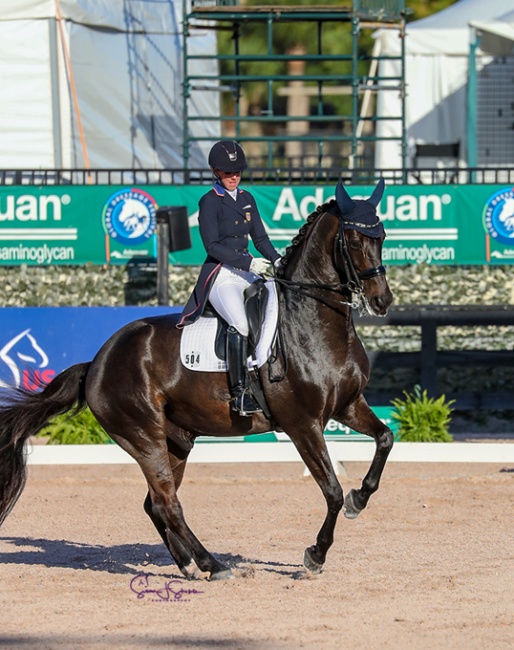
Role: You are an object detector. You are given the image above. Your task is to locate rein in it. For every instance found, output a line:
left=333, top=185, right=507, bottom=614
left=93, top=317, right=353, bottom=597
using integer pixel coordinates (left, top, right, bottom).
left=274, top=277, right=359, bottom=310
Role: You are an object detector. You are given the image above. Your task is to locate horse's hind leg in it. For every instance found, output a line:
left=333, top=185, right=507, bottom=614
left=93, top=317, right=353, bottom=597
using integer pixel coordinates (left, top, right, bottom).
left=142, top=432, right=233, bottom=580
left=111, top=430, right=232, bottom=581
left=336, top=395, right=394, bottom=519
left=142, top=453, right=201, bottom=578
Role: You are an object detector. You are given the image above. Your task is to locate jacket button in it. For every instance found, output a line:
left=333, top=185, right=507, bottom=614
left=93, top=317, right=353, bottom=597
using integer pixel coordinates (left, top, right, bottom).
left=235, top=220, right=239, bottom=225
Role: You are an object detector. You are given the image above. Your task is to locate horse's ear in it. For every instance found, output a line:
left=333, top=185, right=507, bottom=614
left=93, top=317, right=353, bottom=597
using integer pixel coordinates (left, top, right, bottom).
left=368, top=178, right=385, bottom=208
left=335, top=180, right=356, bottom=215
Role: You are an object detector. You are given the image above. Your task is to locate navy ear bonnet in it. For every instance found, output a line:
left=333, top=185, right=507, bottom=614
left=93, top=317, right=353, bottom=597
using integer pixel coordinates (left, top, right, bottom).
left=335, top=178, right=385, bottom=239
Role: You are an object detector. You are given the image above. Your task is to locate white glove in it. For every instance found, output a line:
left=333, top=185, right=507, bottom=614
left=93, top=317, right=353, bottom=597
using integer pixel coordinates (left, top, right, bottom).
left=250, top=258, right=271, bottom=275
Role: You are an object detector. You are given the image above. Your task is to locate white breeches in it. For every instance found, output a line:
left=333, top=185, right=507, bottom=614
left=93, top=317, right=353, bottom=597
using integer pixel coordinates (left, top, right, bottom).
left=208, top=265, right=260, bottom=337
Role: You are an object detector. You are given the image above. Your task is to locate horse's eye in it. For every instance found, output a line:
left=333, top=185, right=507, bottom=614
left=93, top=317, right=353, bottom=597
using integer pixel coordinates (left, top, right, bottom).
left=349, top=240, right=361, bottom=251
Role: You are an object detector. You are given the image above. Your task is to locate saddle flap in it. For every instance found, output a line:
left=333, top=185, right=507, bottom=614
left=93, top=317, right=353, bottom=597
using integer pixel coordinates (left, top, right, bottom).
left=244, top=278, right=269, bottom=356
left=214, top=317, right=228, bottom=361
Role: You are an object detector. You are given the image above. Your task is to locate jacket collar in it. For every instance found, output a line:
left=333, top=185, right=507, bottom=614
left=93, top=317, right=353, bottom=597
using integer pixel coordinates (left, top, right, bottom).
left=212, top=181, right=244, bottom=197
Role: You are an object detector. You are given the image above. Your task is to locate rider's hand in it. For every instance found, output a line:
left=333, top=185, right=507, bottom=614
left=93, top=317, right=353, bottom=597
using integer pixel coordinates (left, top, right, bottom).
left=250, top=258, right=271, bottom=275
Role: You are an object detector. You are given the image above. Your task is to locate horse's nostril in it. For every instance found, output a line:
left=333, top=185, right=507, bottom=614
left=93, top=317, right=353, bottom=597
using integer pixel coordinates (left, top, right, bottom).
left=371, top=294, right=390, bottom=315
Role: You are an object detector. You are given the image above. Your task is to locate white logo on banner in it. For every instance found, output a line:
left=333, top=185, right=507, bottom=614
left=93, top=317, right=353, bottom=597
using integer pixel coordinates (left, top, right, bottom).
left=0, top=329, right=49, bottom=388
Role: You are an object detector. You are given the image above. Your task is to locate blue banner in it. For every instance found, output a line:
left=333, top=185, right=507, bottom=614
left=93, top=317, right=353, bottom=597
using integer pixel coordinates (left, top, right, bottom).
left=0, top=306, right=178, bottom=390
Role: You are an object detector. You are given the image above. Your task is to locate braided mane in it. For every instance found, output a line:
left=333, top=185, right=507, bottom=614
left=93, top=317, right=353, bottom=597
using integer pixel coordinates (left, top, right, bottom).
left=277, top=201, right=335, bottom=277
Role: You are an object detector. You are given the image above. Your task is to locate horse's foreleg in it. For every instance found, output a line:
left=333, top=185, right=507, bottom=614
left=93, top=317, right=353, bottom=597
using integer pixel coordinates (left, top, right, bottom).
left=289, top=428, right=344, bottom=574
left=336, top=395, right=394, bottom=519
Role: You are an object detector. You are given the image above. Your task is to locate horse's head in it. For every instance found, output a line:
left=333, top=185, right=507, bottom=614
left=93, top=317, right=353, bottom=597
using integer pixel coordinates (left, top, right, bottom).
left=277, top=179, right=393, bottom=316
left=334, top=179, right=393, bottom=316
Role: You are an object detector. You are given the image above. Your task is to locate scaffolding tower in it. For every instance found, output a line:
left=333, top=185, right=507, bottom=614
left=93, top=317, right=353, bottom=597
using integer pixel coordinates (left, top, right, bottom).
left=182, top=0, right=407, bottom=179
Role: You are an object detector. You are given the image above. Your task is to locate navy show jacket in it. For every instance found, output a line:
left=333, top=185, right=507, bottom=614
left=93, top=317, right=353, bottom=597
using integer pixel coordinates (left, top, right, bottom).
left=178, top=182, right=280, bottom=327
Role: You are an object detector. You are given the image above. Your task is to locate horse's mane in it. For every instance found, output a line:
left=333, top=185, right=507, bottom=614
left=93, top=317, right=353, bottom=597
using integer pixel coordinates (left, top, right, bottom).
left=277, top=200, right=336, bottom=277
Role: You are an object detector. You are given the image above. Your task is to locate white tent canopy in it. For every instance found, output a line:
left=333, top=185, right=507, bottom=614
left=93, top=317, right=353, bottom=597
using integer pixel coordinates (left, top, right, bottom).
left=374, top=0, right=514, bottom=169
left=470, top=10, right=514, bottom=56
left=0, top=0, right=219, bottom=169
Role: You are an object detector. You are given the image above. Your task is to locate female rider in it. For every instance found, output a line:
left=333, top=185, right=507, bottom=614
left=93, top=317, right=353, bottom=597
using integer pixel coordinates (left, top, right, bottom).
left=178, top=140, right=281, bottom=416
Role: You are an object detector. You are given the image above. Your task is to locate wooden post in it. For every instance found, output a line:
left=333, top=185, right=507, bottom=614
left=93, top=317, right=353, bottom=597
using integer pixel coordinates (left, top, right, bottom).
left=285, top=46, right=309, bottom=161
left=421, top=319, right=438, bottom=397
left=156, top=222, right=170, bottom=306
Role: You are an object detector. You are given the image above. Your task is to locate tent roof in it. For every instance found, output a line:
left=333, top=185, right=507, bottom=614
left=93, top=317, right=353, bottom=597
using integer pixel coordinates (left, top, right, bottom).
left=0, top=0, right=179, bottom=33
left=408, top=0, right=512, bottom=31
left=376, top=0, right=514, bottom=56
left=470, top=10, right=514, bottom=55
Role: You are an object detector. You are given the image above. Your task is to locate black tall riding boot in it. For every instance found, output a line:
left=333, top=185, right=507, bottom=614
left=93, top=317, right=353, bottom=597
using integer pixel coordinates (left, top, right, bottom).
left=226, top=326, right=262, bottom=416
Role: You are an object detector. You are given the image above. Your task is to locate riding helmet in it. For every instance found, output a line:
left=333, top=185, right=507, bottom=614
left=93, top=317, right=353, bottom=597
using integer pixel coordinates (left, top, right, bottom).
left=208, top=140, right=247, bottom=173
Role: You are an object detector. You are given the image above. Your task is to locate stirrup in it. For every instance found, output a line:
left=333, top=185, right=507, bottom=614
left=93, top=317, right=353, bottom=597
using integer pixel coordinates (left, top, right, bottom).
left=231, top=390, right=262, bottom=416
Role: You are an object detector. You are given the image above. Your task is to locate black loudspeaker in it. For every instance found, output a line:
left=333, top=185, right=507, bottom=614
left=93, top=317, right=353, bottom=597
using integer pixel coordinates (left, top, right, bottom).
left=156, top=205, right=192, bottom=252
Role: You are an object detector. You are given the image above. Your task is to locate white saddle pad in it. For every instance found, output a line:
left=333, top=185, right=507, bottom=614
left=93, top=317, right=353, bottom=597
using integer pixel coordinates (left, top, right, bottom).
left=180, top=280, right=278, bottom=372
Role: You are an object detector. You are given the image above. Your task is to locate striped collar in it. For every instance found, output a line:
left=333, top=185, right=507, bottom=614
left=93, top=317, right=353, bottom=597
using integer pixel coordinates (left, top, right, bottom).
left=212, top=181, right=244, bottom=197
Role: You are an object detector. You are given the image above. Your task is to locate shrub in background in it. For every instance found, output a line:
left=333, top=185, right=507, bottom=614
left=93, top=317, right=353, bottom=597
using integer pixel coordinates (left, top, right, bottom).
left=35, top=408, right=113, bottom=445
left=391, top=385, right=454, bottom=442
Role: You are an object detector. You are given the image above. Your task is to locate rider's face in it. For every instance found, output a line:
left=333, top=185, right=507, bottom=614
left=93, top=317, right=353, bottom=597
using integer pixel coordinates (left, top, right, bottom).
left=216, top=169, right=242, bottom=192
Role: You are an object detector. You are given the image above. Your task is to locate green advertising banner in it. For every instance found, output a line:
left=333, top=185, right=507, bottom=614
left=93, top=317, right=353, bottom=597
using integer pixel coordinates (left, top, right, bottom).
left=1, top=183, right=514, bottom=266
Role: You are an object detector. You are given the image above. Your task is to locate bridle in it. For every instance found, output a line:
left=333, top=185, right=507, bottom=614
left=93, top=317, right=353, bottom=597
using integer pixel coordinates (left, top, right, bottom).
left=334, top=214, right=386, bottom=293
left=275, top=211, right=386, bottom=310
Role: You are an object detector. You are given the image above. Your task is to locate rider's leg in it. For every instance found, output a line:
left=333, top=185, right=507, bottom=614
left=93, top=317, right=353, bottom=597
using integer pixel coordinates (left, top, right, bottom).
left=208, top=267, right=262, bottom=416
left=225, top=326, right=262, bottom=415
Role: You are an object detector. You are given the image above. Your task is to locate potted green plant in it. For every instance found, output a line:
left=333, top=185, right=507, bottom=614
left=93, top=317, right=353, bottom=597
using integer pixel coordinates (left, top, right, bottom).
left=35, top=408, right=113, bottom=444
left=391, top=385, right=454, bottom=442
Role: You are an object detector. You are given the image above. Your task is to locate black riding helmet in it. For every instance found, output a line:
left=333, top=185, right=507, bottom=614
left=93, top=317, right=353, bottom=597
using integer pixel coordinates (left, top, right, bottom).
left=208, top=140, right=247, bottom=173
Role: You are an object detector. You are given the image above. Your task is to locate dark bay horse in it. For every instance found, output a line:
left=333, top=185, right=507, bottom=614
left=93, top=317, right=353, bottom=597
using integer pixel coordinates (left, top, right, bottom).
left=0, top=179, right=393, bottom=580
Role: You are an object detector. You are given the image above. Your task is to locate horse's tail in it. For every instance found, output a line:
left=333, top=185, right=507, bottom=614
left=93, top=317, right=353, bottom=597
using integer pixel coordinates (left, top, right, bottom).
left=0, top=362, right=91, bottom=527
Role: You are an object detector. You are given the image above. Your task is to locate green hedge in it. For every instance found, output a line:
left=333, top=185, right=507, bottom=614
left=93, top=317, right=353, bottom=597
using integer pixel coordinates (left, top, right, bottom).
left=1, top=263, right=512, bottom=308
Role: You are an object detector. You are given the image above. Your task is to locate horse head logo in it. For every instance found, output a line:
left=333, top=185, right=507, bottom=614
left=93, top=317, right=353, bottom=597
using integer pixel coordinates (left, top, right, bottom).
left=118, top=198, right=152, bottom=240
left=498, top=197, right=514, bottom=236
left=0, top=329, right=49, bottom=389
left=102, top=188, right=157, bottom=246
left=484, top=188, right=514, bottom=246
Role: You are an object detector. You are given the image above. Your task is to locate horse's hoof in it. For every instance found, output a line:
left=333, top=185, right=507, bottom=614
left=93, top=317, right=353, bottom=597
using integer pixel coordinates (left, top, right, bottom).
left=209, top=568, right=235, bottom=581
left=303, top=548, right=323, bottom=575
left=343, top=489, right=362, bottom=520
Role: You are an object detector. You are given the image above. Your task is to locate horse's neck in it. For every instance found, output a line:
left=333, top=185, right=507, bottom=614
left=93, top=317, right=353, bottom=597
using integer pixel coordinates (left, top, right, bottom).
left=285, top=214, right=339, bottom=287
left=279, top=216, right=354, bottom=341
